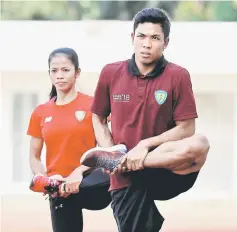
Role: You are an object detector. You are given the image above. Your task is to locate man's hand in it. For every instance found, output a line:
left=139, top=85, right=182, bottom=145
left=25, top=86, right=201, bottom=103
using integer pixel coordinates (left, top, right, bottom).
left=111, top=142, right=149, bottom=175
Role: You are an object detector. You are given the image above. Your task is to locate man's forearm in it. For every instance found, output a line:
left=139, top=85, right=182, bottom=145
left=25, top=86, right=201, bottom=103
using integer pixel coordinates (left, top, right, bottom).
left=76, top=165, right=91, bottom=172
left=141, top=120, right=195, bottom=149
left=92, top=114, right=114, bottom=147
left=67, top=165, right=93, bottom=178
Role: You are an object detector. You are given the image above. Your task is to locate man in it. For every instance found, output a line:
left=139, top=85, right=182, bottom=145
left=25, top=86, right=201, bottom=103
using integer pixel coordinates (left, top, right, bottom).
left=81, top=8, right=210, bottom=232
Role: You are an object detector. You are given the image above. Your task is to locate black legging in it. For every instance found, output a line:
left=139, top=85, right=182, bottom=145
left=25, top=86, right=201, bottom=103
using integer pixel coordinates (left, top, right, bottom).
left=49, top=168, right=111, bottom=232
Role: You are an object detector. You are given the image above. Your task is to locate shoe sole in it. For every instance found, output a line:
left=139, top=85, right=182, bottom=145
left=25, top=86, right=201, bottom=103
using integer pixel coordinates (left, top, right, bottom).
left=80, top=144, right=127, bottom=163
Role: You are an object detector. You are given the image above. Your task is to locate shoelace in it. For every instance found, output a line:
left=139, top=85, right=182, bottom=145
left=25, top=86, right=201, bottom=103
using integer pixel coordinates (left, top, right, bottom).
left=45, top=179, right=63, bottom=206
left=44, top=178, right=61, bottom=195
left=48, top=178, right=61, bottom=187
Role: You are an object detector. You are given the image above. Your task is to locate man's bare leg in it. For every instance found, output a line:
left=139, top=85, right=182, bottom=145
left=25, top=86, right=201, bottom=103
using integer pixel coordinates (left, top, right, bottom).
left=80, top=134, right=210, bottom=175
left=143, top=134, right=210, bottom=175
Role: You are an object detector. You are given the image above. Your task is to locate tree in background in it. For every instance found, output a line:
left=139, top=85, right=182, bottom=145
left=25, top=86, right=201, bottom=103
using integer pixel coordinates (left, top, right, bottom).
left=1, top=1, right=69, bottom=20
left=205, top=1, right=237, bottom=21
left=1, top=0, right=237, bottom=22
left=97, top=1, right=178, bottom=20
left=173, top=1, right=237, bottom=21
left=173, top=1, right=208, bottom=21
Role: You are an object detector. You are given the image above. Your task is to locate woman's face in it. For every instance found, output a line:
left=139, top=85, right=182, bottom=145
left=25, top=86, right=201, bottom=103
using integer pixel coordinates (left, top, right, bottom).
left=49, top=54, right=80, bottom=92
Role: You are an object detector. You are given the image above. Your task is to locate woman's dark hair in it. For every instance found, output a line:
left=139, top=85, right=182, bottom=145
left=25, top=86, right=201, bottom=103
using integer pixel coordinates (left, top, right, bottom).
left=48, top=47, right=79, bottom=99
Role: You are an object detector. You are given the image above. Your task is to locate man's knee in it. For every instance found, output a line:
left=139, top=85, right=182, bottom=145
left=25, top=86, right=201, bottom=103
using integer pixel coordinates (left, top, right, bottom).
left=181, top=134, right=210, bottom=156
left=192, top=134, right=210, bottom=149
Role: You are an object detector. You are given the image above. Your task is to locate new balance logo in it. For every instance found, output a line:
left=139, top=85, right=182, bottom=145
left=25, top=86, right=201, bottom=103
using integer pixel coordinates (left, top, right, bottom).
left=44, top=116, right=52, bottom=123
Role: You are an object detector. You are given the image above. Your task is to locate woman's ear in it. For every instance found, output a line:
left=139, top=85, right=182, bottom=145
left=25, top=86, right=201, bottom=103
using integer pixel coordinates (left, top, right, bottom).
left=75, top=68, right=81, bottom=79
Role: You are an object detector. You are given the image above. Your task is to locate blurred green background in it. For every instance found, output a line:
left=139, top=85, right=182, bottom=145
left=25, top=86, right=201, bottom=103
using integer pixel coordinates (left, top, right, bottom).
left=1, top=0, right=237, bottom=21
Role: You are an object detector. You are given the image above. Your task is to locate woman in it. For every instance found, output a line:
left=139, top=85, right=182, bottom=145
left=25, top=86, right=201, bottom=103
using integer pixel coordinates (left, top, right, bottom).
left=27, top=47, right=111, bottom=232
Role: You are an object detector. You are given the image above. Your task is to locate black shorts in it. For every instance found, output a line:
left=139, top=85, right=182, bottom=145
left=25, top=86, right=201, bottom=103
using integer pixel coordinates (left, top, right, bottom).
left=110, top=168, right=199, bottom=232
left=50, top=168, right=111, bottom=232
left=131, top=168, right=199, bottom=200
left=111, top=185, right=164, bottom=232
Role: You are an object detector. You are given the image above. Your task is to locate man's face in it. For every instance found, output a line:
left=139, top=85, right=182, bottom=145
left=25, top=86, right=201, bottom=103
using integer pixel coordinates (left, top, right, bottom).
left=132, top=22, right=169, bottom=65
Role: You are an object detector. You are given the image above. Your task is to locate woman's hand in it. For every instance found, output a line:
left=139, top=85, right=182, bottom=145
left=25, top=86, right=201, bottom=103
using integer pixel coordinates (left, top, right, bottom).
left=61, top=168, right=83, bottom=196
left=43, top=174, right=64, bottom=198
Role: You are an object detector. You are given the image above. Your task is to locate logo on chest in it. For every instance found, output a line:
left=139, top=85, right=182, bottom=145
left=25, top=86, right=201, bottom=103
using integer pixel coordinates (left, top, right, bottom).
left=44, top=116, right=52, bottom=123
left=154, top=90, right=168, bottom=105
left=75, top=111, right=86, bottom=121
left=112, top=94, right=130, bottom=102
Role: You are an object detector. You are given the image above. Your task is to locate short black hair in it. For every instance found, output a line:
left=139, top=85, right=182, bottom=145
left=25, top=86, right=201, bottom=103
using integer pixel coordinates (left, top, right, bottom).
left=133, top=8, right=171, bottom=39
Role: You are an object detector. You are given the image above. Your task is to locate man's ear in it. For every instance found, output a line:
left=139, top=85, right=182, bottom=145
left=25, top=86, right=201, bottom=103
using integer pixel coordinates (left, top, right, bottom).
left=131, top=32, right=135, bottom=45
left=164, top=37, right=169, bottom=49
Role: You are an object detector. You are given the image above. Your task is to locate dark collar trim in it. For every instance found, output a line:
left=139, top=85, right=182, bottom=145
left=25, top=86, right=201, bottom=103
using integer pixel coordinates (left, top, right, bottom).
left=128, top=54, right=168, bottom=78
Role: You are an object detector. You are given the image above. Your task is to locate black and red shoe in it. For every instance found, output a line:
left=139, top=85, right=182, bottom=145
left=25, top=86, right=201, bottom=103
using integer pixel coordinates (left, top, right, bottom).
left=29, top=174, right=64, bottom=195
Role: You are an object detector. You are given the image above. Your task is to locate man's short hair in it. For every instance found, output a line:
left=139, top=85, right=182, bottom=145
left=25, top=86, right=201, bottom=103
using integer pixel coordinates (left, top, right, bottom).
left=133, top=8, right=171, bottom=39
